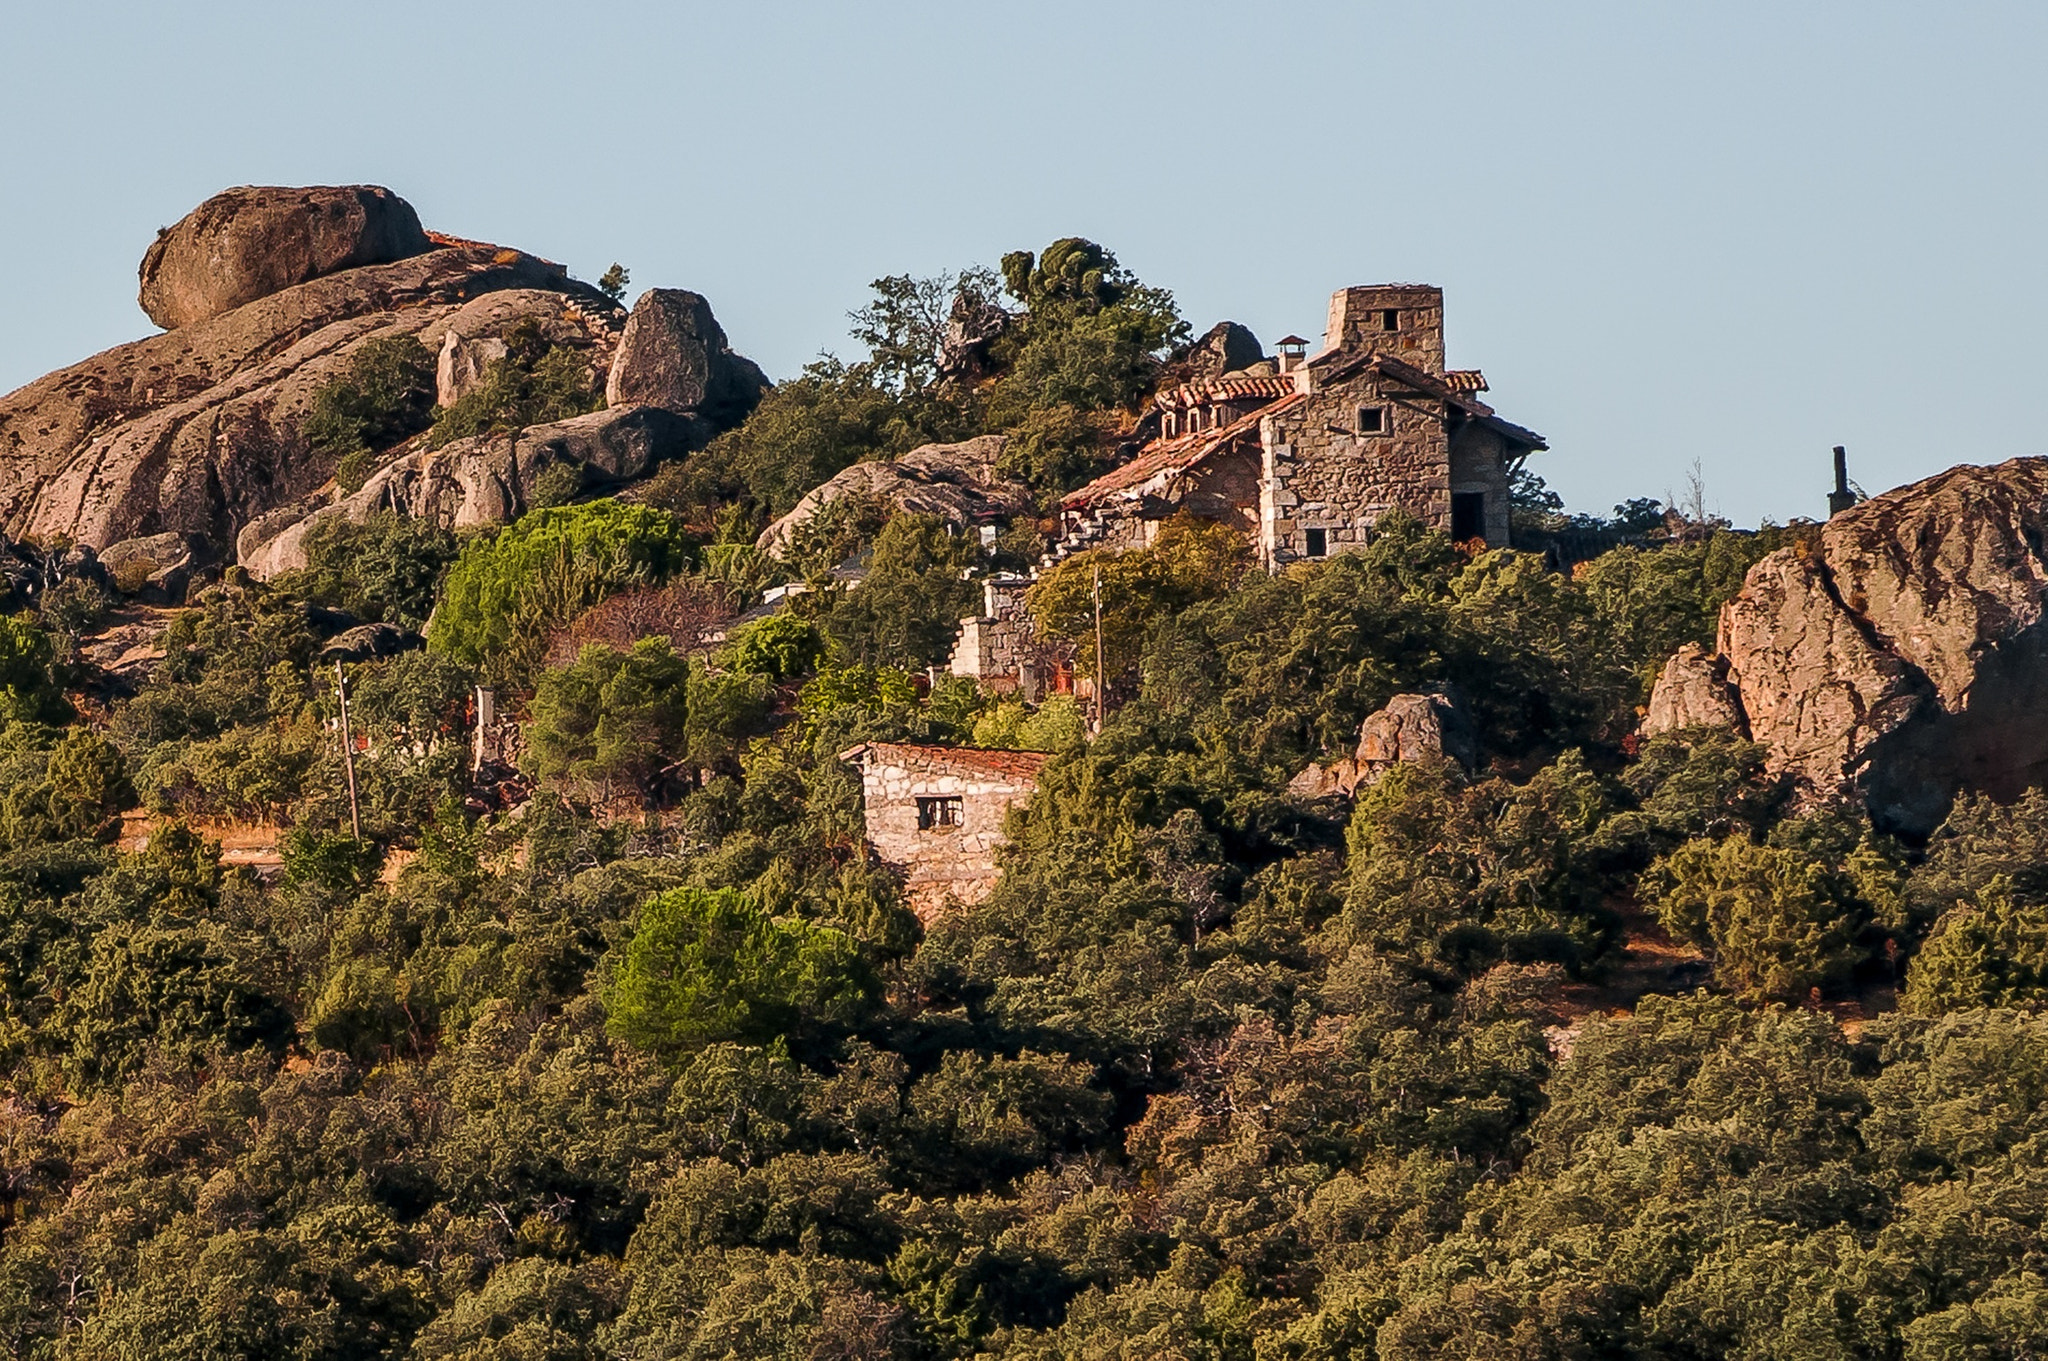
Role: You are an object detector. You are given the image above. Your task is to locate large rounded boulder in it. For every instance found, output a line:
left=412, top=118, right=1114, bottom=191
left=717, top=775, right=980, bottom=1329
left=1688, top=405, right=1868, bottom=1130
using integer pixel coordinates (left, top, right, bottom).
left=606, top=288, right=768, bottom=427
left=138, top=184, right=431, bottom=329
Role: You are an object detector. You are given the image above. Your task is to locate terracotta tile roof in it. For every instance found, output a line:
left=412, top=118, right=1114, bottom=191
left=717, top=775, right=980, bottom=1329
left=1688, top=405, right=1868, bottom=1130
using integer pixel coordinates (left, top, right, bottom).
left=839, top=742, right=1052, bottom=784
left=1061, top=394, right=1305, bottom=510
left=1444, top=369, right=1488, bottom=393
left=1154, top=374, right=1298, bottom=409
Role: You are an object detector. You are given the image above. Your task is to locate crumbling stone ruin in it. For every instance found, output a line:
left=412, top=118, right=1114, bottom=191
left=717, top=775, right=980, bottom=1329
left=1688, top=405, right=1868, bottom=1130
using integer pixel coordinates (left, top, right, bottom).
left=839, top=742, right=1050, bottom=920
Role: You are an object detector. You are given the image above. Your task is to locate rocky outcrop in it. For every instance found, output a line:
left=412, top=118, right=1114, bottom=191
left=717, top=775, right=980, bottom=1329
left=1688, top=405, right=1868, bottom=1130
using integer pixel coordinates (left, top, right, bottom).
left=1, top=241, right=614, bottom=549
left=756, top=435, right=1033, bottom=557
left=139, top=185, right=431, bottom=330
left=1643, top=641, right=1746, bottom=735
left=1706, top=458, right=2048, bottom=835
left=1172, top=322, right=1265, bottom=381
left=241, top=406, right=695, bottom=577
left=0, top=185, right=765, bottom=560
left=434, top=290, right=612, bottom=408
left=1289, top=688, right=1476, bottom=798
left=605, top=289, right=768, bottom=428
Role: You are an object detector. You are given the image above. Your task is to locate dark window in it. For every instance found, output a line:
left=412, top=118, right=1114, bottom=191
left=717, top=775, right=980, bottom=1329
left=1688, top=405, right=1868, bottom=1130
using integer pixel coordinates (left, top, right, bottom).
left=1304, top=527, right=1328, bottom=558
left=1357, top=405, right=1386, bottom=434
left=1381, top=308, right=1400, bottom=331
left=917, top=796, right=964, bottom=829
left=1451, top=492, right=1486, bottom=543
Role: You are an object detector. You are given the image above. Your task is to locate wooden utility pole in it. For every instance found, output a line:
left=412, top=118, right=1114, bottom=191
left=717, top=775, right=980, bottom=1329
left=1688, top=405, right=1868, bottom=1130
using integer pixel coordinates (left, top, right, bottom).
left=1091, top=562, right=1106, bottom=735
left=334, top=660, right=362, bottom=842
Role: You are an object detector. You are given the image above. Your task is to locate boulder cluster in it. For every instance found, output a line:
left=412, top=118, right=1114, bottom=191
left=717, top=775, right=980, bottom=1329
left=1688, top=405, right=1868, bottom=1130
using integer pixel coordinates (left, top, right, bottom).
left=0, top=184, right=767, bottom=576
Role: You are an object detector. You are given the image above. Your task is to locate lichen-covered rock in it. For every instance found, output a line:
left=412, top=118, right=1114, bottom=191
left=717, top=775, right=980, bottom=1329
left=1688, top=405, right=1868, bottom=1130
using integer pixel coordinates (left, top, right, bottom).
left=605, top=288, right=768, bottom=426
left=1643, top=641, right=1746, bottom=736
left=757, top=435, right=1032, bottom=556
left=1715, top=458, right=2048, bottom=834
left=138, top=185, right=431, bottom=330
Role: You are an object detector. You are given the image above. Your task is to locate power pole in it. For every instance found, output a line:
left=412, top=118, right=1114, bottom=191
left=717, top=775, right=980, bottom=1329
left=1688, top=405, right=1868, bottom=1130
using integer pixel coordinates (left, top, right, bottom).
left=335, top=660, right=362, bottom=842
left=1091, top=561, right=1106, bottom=735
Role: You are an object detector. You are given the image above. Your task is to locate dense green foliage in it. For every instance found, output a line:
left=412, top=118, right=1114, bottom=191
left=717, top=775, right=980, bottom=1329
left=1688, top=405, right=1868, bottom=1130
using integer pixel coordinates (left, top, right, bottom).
left=430, top=501, right=694, bottom=683
left=302, top=335, right=437, bottom=462
left=4, top=243, right=2046, bottom=1359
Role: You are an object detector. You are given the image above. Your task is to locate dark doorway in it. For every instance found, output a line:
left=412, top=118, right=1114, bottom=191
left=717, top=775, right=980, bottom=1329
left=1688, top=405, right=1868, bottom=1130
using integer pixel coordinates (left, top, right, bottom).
left=1451, top=492, right=1486, bottom=543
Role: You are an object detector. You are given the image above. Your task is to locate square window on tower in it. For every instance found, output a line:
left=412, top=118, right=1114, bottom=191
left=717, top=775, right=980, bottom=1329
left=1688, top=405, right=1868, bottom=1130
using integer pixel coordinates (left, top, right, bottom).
left=1357, top=406, right=1387, bottom=434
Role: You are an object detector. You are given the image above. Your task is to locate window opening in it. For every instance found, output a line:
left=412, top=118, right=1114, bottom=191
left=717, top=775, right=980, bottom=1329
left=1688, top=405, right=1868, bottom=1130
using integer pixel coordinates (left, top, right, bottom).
left=1357, top=406, right=1386, bottom=435
left=917, top=796, right=964, bottom=830
left=1381, top=308, right=1399, bottom=332
left=1304, top=527, right=1328, bottom=558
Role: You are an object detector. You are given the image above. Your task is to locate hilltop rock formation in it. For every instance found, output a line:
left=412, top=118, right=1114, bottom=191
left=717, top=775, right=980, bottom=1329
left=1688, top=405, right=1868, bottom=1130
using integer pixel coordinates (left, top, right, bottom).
left=241, top=406, right=696, bottom=576
left=0, top=185, right=766, bottom=569
left=756, top=435, right=1033, bottom=557
left=139, top=185, right=432, bottom=330
left=1656, top=458, right=2048, bottom=835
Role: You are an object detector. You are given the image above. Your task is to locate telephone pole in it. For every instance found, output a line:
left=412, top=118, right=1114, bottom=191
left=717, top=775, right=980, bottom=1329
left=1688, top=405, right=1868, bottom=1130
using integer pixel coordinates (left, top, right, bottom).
left=1091, top=562, right=1106, bottom=735
left=334, top=660, right=362, bottom=842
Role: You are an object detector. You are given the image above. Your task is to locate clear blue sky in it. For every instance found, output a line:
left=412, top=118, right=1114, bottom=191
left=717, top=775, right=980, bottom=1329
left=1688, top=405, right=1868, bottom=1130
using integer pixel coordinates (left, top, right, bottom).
left=4, top=0, right=2043, bottom=526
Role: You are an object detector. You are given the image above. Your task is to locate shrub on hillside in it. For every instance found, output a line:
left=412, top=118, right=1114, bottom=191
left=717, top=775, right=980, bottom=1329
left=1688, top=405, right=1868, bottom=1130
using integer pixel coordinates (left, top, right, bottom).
left=429, top=321, right=601, bottom=448
left=302, top=335, right=436, bottom=460
left=428, top=500, right=694, bottom=682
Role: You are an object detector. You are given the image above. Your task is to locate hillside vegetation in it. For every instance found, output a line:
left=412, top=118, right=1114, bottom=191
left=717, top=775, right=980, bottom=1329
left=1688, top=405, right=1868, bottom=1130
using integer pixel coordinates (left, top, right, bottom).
left=0, top=243, right=2043, bottom=1361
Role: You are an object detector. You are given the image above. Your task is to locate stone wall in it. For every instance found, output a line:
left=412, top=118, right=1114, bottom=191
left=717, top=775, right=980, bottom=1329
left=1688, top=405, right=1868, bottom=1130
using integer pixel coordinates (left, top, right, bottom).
left=1447, top=419, right=1513, bottom=545
left=1261, top=368, right=1453, bottom=566
left=1324, top=285, right=1445, bottom=372
left=850, top=750, right=1044, bottom=920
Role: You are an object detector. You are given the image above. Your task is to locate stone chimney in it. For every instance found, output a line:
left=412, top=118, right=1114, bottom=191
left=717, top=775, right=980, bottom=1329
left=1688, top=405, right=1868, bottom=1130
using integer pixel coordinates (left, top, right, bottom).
left=1828, top=446, right=1857, bottom=518
left=1274, top=335, right=1309, bottom=375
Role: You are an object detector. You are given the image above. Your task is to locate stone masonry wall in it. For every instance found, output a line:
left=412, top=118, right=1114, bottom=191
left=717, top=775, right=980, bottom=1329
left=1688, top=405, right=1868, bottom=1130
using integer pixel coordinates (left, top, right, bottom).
left=1261, top=369, right=1452, bottom=566
left=1447, top=421, right=1513, bottom=545
left=1324, top=285, right=1445, bottom=373
left=857, top=760, right=1037, bottom=920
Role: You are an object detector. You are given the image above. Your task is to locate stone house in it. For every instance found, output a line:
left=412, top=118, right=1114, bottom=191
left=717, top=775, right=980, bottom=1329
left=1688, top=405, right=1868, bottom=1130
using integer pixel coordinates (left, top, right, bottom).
left=840, top=742, right=1050, bottom=919
left=948, top=284, right=1544, bottom=687
left=1058, top=284, right=1545, bottom=565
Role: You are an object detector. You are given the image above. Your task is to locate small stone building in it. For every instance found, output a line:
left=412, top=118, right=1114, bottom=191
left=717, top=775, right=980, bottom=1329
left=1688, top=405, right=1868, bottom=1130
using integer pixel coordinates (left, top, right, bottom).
left=840, top=742, right=1050, bottom=919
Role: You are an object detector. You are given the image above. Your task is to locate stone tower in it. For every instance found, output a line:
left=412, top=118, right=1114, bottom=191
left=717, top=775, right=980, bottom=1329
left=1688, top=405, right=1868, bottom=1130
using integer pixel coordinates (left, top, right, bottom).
left=1323, top=284, right=1445, bottom=372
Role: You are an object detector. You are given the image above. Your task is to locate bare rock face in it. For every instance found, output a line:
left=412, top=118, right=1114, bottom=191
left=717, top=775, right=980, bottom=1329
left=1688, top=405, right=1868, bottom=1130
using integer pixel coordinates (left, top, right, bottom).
left=139, top=185, right=431, bottom=330
left=2, top=186, right=767, bottom=560
left=1714, top=458, right=2048, bottom=835
left=1, top=241, right=612, bottom=548
left=605, top=289, right=768, bottom=427
left=240, top=405, right=694, bottom=577
left=1288, top=688, right=1476, bottom=798
left=1643, top=641, right=1746, bottom=735
left=1182, top=322, right=1266, bottom=379
left=756, top=435, right=1034, bottom=557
